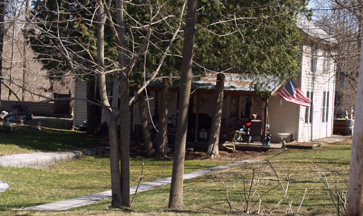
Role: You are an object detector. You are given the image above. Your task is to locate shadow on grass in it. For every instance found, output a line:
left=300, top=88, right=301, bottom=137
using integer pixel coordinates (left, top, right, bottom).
left=0, top=126, right=106, bottom=152
left=25, top=117, right=73, bottom=130
left=272, top=160, right=350, bottom=166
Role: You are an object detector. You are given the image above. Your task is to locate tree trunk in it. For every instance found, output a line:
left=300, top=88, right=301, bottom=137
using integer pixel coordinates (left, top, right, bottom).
left=168, top=0, right=197, bottom=210
left=119, top=59, right=130, bottom=208
left=138, top=92, right=155, bottom=157
left=87, top=79, right=102, bottom=135
left=116, top=0, right=130, bottom=207
left=96, top=0, right=122, bottom=207
left=207, top=73, right=225, bottom=158
left=9, top=4, right=16, bottom=101
left=107, top=118, right=122, bottom=207
left=0, top=0, right=5, bottom=107
left=346, top=36, right=363, bottom=215
left=22, top=0, right=29, bottom=102
left=155, top=80, right=169, bottom=158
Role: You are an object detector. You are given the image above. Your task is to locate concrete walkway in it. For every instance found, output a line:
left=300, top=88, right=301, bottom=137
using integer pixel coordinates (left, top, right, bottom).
left=313, top=134, right=352, bottom=144
left=0, top=149, right=105, bottom=169
left=23, top=160, right=258, bottom=211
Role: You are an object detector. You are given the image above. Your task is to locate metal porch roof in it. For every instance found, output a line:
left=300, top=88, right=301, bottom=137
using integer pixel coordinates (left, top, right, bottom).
left=193, top=72, right=281, bottom=92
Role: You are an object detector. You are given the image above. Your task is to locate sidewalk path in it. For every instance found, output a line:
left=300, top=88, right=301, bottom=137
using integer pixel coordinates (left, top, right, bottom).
left=314, top=134, right=352, bottom=144
left=23, top=160, right=258, bottom=211
left=0, top=149, right=105, bottom=169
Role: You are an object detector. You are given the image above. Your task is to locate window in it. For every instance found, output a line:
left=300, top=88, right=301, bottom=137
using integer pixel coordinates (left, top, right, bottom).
left=305, top=91, right=313, bottom=123
left=311, top=45, right=318, bottom=73
left=322, top=91, right=330, bottom=123
left=326, top=92, right=330, bottom=121
left=321, top=92, right=326, bottom=122
left=324, top=50, right=330, bottom=74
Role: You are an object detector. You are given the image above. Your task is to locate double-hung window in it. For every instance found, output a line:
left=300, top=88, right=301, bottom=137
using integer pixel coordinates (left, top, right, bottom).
left=311, top=45, right=318, bottom=73
left=324, top=50, right=330, bottom=74
left=322, top=91, right=330, bottom=122
left=305, top=91, right=314, bottom=123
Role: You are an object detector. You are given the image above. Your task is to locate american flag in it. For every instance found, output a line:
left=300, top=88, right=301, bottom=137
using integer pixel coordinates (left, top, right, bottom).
left=278, top=79, right=311, bottom=107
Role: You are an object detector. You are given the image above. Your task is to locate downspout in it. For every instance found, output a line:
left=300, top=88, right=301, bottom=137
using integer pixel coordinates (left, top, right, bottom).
left=331, top=61, right=336, bottom=135
left=327, top=61, right=330, bottom=136
left=297, top=45, right=304, bottom=142
left=311, top=69, right=315, bottom=141
left=310, top=43, right=316, bottom=141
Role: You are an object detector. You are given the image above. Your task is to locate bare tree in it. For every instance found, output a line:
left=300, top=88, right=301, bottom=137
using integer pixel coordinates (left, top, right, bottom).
left=346, top=34, right=363, bottom=215
left=17, top=0, right=307, bottom=210
left=168, top=0, right=198, bottom=210
left=115, top=0, right=131, bottom=206
left=96, top=0, right=123, bottom=207
left=309, top=1, right=363, bottom=214
left=8, top=0, right=17, bottom=100
left=28, top=0, right=188, bottom=208
left=312, top=0, right=362, bottom=113
left=0, top=0, right=56, bottom=103
left=21, top=0, right=29, bottom=102
left=0, top=0, right=5, bottom=106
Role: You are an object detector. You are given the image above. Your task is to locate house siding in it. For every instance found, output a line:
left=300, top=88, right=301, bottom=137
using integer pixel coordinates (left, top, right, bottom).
left=298, top=44, right=335, bottom=142
left=132, top=90, right=179, bottom=133
left=269, top=96, right=299, bottom=143
left=269, top=43, right=335, bottom=143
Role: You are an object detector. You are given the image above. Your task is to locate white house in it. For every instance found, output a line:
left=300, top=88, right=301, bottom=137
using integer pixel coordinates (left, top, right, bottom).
left=268, top=17, right=337, bottom=142
left=73, top=17, right=337, bottom=143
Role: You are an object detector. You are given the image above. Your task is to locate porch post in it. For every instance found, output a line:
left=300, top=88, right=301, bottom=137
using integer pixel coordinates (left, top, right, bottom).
left=194, top=91, right=200, bottom=142
left=238, top=95, right=242, bottom=118
left=130, top=89, right=134, bottom=134
left=262, top=99, right=268, bottom=144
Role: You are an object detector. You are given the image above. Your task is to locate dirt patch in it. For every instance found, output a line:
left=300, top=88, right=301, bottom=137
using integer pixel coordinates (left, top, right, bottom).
left=185, top=148, right=280, bottom=162
left=287, top=141, right=318, bottom=146
left=99, top=138, right=282, bottom=162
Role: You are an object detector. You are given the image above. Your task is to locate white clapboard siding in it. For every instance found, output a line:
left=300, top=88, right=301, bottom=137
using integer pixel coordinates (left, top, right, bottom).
left=269, top=96, right=300, bottom=143
left=269, top=43, right=336, bottom=143
left=297, top=44, right=335, bottom=142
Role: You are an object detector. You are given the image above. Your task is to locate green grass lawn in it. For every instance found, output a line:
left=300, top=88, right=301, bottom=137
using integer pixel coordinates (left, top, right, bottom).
left=0, top=126, right=353, bottom=215
left=0, top=126, right=101, bottom=156
left=70, top=141, right=351, bottom=216
left=0, top=156, right=225, bottom=213
left=0, top=127, right=226, bottom=214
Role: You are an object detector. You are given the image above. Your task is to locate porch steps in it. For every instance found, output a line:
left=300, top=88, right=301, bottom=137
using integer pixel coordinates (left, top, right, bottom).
left=222, top=142, right=282, bottom=152
left=222, top=141, right=322, bottom=151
